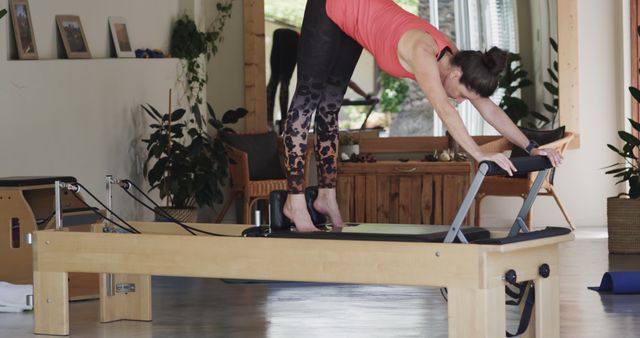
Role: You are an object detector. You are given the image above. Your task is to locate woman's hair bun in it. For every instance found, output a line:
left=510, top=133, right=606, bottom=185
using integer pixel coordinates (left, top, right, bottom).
left=482, top=47, right=508, bottom=76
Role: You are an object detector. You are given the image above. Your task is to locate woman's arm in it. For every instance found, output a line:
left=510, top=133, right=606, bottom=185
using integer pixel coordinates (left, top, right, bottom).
left=469, top=98, right=529, bottom=148
left=470, top=97, right=563, bottom=166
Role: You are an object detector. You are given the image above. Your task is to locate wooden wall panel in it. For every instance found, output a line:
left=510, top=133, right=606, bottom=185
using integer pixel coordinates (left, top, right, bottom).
left=558, top=0, right=580, bottom=147
left=243, top=0, right=267, bottom=133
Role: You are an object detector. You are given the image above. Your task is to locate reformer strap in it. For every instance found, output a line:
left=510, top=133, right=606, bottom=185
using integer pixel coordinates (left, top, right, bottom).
left=506, top=283, right=536, bottom=337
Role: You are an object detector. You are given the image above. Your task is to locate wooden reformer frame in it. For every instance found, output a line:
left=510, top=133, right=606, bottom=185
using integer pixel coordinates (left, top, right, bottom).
left=31, top=158, right=573, bottom=337
left=31, top=222, right=571, bottom=338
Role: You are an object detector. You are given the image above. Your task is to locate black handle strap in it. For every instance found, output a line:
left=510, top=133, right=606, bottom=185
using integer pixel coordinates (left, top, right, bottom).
left=480, top=156, right=552, bottom=177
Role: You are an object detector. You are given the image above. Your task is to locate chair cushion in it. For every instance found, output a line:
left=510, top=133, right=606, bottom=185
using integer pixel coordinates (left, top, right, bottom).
left=510, top=126, right=565, bottom=178
left=223, top=132, right=286, bottom=180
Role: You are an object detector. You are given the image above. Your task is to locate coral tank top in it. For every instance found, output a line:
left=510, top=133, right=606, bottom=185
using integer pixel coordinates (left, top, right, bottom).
left=326, top=0, right=453, bottom=80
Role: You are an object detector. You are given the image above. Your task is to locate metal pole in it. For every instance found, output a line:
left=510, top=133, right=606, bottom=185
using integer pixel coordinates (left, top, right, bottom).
left=105, top=175, right=113, bottom=230
left=54, top=180, right=63, bottom=231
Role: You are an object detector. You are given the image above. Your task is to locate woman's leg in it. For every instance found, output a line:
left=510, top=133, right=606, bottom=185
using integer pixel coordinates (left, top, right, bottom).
left=283, top=0, right=347, bottom=231
left=312, top=35, right=362, bottom=228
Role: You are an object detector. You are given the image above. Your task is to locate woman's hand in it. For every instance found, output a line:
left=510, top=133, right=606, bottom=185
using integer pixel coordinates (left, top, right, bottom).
left=479, top=152, right=517, bottom=176
left=530, top=148, right=563, bottom=167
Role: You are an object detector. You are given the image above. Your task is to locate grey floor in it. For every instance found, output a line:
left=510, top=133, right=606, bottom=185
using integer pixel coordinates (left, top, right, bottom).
left=1, top=226, right=640, bottom=338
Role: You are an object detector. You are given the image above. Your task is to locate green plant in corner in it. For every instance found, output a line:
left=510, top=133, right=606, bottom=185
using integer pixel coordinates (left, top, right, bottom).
left=1, top=9, right=7, bottom=19
left=543, top=37, right=560, bottom=128
left=498, top=53, right=548, bottom=127
left=142, top=102, right=247, bottom=208
left=170, top=1, right=233, bottom=122
left=605, top=87, right=640, bottom=199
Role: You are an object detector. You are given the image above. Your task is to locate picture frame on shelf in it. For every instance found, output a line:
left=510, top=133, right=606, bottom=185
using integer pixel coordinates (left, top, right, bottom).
left=108, top=16, right=135, bottom=58
left=9, top=0, right=38, bottom=60
left=56, top=15, right=91, bottom=59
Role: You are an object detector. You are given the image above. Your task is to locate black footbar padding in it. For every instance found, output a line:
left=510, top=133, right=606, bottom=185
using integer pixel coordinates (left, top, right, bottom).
left=269, top=190, right=293, bottom=231
left=0, top=176, right=77, bottom=187
left=472, top=227, right=571, bottom=245
left=263, top=227, right=491, bottom=243
left=304, top=186, right=327, bottom=225
left=481, top=156, right=552, bottom=177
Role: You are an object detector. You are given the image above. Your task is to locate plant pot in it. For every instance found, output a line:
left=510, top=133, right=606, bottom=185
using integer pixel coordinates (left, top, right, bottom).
left=607, top=196, right=640, bottom=254
left=154, top=206, right=197, bottom=223
left=340, top=144, right=360, bottom=156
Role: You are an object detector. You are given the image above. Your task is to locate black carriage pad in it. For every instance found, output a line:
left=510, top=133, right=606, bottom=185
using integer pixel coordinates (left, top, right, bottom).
left=472, top=227, right=571, bottom=245
left=243, top=226, right=491, bottom=243
left=0, top=176, right=77, bottom=187
left=480, top=156, right=552, bottom=177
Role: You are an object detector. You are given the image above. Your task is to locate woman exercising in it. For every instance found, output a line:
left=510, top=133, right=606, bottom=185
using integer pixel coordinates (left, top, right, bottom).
left=282, top=0, right=563, bottom=232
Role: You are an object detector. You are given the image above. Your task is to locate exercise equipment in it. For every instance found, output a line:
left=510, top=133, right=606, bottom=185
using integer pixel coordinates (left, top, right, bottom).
left=0, top=176, right=102, bottom=300
left=30, top=157, right=572, bottom=337
left=589, top=272, right=640, bottom=294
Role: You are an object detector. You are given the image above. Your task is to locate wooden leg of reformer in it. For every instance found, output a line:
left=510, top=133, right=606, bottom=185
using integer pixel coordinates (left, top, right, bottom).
left=447, top=286, right=506, bottom=338
left=100, top=273, right=152, bottom=323
left=33, top=271, right=69, bottom=336
left=534, top=275, right=560, bottom=338
left=519, top=276, right=560, bottom=338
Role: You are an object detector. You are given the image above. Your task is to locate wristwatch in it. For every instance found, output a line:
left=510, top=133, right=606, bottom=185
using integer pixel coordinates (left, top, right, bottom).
left=525, top=140, right=540, bottom=154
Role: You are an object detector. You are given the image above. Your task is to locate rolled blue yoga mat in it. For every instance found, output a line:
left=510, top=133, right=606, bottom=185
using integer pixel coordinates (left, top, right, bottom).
left=588, top=272, right=640, bottom=294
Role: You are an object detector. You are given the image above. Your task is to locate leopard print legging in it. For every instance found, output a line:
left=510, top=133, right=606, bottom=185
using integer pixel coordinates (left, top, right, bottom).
left=283, top=0, right=363, bottom=193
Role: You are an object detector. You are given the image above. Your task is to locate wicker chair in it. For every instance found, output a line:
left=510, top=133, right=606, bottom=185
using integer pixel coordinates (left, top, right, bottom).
left=474, top=131, right=575, bottom=230
left=215, top=134, right=314, bottom=224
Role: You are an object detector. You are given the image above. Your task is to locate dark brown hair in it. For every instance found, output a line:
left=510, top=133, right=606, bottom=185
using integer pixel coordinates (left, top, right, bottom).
left=450, top=47, right=508, bottom=97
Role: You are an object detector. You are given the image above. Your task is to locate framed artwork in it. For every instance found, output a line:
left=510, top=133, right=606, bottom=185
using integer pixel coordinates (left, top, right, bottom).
left=9, top=0, right=38, bottom=59
left=56, top=15, right=91, bottom=59
left=108, top=17, right=135, bottom=58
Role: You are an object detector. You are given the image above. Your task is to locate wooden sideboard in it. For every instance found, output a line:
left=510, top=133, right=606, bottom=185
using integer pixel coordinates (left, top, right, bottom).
left=337, top=161, right=473, bottom=225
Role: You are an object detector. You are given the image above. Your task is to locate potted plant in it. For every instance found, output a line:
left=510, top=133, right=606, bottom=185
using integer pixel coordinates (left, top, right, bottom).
left=605, top=87, right=640, bottom=254
left=142, top=102, right=247, bottom=221
left=170, top=2, right=232, bottom=111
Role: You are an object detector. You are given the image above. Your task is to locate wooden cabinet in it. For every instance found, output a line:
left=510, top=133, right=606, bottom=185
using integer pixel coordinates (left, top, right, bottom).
left=337, top=161, right=473, bottom=225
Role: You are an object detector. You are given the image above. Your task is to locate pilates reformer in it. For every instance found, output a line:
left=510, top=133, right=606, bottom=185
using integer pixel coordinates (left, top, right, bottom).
left=30, top=156, right=573, bottom=337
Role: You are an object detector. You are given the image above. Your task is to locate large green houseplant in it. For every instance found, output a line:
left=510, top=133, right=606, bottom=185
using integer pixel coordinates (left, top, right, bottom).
left=142, top=103, right=247, bottom=220
left=604, top=83, right=640, bottom=254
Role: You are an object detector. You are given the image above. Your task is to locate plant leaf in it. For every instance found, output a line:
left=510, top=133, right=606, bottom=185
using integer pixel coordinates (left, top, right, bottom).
left=142, top=104, right=160, bottom=121
left=543, top=104, right=558, bottom=114
left=546, top=69, right=558, bottom=83
left=207, top=102, right=217, bottom=120
left=550, top=37, right=558, bottom=52
left=629, top=86, right=640, bottom=103
left=192, top=104, right=204, bottom=129
left=605, top=167, right=628, bottom=175
left=619, top=131, right=640, bottom=146
left=629, top=118, right=640, bottom=132
left=544, top=83, right=559, bottom=95
left=531, top=111, right=550, bottom=123
left=170, top=108, right=186, bottom=121
left=222, top=108, right=248, bottom=124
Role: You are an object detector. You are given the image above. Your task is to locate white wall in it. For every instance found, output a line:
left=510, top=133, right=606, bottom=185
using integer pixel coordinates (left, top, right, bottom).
left=480, top=0, right=626, bottom=228
left=0, top=0, right=192, bottom=221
